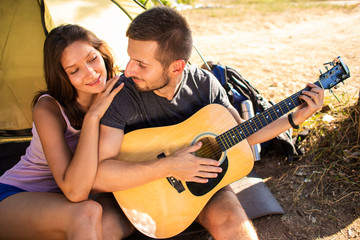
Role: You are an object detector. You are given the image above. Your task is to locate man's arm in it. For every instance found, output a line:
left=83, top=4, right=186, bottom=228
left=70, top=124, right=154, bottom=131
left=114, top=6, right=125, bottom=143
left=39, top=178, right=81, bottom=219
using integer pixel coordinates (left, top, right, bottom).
left=92, top=124, right=223, bottom=193
left=92, top=124, right=169, bottom=192
left=227, top=83, right=324, bottom=146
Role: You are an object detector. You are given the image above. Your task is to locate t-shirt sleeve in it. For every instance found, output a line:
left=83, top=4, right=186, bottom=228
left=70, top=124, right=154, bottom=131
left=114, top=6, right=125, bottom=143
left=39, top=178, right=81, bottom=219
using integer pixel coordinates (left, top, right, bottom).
left=100, top=79, right=133, bottom=130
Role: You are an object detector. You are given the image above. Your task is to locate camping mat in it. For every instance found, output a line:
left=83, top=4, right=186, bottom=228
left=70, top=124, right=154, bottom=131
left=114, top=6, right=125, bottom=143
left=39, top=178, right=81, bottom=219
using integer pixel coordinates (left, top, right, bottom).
left=125, top=169, right=285, bottom=240
left=231, top=169, right=285, bottom=219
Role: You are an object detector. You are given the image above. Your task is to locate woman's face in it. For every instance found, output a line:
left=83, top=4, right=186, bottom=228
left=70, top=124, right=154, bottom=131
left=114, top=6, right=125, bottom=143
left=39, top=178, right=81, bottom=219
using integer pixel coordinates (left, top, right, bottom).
left=61, top=40, right=107, bottom=97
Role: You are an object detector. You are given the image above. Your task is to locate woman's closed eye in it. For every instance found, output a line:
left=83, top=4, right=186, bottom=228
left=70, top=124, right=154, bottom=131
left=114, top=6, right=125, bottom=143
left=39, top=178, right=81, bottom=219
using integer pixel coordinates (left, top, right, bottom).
left=70, top=68, right=79, bottom=74
left=89, top=55, right=97, bottom=62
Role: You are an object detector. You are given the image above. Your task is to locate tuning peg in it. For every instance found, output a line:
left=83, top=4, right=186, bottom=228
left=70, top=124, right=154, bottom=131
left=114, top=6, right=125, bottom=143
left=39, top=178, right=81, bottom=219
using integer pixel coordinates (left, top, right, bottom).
left=323, top=61, right=334, bottom=67
left=319, top=69, right=323, bottom=75
left=329, top=89, right=340, bottom=103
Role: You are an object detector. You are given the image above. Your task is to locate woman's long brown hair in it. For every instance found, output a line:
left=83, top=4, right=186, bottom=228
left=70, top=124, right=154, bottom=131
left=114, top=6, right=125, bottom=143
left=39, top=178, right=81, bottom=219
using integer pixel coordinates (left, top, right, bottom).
left=33, top=24, right=116, bottom=129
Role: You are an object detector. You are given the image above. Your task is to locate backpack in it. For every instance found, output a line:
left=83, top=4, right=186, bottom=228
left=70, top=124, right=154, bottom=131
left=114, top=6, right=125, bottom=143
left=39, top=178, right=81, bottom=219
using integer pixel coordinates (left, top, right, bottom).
left=203, top=61, right=301, bottom=162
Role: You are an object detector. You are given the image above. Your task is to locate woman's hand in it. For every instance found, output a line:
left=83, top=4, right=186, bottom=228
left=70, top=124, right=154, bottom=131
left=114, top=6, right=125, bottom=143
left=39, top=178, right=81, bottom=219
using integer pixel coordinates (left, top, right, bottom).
left=88, top=75, right=124, bottom=120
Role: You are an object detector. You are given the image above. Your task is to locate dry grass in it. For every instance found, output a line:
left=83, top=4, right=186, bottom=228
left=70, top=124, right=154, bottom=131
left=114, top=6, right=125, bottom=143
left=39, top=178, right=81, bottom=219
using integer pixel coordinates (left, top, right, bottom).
left=296, top=93, right=360, bottom=203
left=252, top=96, right=360, bottom=239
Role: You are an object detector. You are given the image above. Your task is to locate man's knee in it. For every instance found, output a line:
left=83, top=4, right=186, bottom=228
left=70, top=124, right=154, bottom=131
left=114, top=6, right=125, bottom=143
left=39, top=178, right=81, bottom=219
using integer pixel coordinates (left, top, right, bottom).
left=198, top=187, right=259, bottom=239
left=96, top=193, right=135, bottom=239
left=199, top=187, right=248, bottom=227
left=72, top=199, right=103, bottom=226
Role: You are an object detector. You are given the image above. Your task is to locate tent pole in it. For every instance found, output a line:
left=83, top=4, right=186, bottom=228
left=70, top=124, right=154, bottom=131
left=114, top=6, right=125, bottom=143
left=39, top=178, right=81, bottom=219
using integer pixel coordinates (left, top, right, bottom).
left=111, top=0, right=134, bottom=20
left=193, top=43, right=211, bottom=71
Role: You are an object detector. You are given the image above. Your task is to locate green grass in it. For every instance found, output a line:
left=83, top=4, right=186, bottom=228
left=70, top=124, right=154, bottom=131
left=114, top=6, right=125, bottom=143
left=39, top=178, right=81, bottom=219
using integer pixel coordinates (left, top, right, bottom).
left=182, top=0, right=358, bottom=18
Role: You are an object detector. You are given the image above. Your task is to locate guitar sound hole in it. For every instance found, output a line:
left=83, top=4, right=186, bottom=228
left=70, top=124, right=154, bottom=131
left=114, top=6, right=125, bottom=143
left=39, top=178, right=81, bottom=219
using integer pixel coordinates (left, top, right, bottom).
left=187, top=137, right=228, bottom=196
left=195, top=137, right=222, bottom=161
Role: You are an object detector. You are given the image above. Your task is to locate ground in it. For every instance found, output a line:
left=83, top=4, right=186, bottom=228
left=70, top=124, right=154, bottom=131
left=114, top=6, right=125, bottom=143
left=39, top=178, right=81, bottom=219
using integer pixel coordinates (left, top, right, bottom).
left=179, top=1, right=360, bottom=239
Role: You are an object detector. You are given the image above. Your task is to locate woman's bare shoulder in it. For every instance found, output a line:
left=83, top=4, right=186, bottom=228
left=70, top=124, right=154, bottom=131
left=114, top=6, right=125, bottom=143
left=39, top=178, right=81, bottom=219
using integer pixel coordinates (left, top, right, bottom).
left=33, top=95, right=66, bottom=129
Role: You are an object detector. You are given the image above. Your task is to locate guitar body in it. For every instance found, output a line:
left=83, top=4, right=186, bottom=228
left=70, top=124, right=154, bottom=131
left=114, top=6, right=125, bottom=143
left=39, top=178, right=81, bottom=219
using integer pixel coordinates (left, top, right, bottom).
left=113, top=104, right=254, bottom=238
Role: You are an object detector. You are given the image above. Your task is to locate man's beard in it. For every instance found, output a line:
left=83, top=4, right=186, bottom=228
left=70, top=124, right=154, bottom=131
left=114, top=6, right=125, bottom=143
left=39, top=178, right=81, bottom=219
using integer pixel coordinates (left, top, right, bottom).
left=133, top=72, right=171, bottom=93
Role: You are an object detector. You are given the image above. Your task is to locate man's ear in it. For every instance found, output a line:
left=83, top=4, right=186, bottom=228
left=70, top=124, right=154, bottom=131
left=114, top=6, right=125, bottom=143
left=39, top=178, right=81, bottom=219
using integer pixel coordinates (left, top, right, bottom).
left=169, top=59, right=186, bottom=76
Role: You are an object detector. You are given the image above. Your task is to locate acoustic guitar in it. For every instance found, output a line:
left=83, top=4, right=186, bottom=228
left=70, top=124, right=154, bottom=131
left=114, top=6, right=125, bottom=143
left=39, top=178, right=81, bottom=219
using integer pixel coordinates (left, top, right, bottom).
left=113, top=56, right=350, bottom=238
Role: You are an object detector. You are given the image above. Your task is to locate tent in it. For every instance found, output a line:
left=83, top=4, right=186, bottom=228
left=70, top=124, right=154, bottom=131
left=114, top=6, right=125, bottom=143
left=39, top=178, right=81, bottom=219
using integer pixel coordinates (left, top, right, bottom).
left=0, top=0, right=150, bottom=139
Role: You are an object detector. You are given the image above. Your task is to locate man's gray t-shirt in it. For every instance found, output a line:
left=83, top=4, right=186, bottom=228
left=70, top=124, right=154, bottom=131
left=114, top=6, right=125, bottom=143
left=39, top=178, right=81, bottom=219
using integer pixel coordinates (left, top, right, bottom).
left=101, top=64, right=231, bottom=133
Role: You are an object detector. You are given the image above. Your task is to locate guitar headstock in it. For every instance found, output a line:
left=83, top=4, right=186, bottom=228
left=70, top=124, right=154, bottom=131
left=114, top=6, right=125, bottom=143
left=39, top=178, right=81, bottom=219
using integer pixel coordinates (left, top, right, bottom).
left=318, top=56, right=350, bottom=90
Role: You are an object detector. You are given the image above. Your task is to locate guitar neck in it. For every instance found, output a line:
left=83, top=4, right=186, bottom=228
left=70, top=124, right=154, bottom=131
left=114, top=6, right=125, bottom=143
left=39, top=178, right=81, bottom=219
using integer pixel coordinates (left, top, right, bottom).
left=215, top=55, right=351, bottom=152
left=215, top=84, right=317, bottom=151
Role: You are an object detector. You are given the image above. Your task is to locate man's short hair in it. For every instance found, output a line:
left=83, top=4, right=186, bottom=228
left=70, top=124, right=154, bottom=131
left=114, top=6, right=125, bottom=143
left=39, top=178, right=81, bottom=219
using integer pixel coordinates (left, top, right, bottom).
left=126, top=6, right=193, bottom=69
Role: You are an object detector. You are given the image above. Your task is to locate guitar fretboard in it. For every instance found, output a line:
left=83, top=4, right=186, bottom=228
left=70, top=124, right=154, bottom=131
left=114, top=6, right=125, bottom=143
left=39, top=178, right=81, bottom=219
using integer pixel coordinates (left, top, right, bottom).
left=215, top=84, right=317, bottom=151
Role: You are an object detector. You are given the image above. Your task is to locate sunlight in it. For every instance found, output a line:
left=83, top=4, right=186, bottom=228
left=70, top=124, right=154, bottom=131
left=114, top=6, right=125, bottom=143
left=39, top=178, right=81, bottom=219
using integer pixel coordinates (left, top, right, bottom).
left=321, top=218, right=360, bottom=239
left=45, top=0, right=143, bottom=69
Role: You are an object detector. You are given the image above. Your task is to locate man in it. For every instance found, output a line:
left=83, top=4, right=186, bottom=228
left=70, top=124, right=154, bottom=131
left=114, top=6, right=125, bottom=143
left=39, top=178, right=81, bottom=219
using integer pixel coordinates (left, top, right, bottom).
left=93, top=6, right=324, bottom=240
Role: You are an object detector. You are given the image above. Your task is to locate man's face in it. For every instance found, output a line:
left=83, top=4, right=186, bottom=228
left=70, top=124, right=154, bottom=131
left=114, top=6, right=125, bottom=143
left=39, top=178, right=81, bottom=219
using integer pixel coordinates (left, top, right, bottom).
left=125, top=39, right=170, bottom=92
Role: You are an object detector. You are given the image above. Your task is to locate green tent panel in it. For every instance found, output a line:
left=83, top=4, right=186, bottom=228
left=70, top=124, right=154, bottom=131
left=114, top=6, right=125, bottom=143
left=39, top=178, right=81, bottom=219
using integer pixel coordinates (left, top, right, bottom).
left=0, top=0, right=47, bottom=132
left=0, top=0, right=149, bottom=135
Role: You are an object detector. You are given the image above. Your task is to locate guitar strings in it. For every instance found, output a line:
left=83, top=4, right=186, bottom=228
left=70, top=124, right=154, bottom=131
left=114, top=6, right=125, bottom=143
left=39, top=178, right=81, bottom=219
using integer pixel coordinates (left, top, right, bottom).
left=217, top=92, right=303, bottom=150
left=197, top=65, right=339, bottom=156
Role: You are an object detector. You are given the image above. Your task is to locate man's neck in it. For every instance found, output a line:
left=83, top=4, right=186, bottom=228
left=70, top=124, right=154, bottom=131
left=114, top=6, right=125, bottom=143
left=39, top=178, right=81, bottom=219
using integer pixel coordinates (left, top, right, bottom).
left=154, top=73, right=183, bottom=101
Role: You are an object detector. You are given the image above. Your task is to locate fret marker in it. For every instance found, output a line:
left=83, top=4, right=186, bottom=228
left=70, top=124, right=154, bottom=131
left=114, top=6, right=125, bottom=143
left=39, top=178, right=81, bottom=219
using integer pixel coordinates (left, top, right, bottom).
left=232, top=135, right=235, bottom=138
left=266, top=116, right=269, bottom=119
left=276, top=109, right=279, bottom=112
left=240, top=131, right=242, bottom=134
left=288, top=103, right=292, bottom=105
left=254, top=128, right=257, bottom=131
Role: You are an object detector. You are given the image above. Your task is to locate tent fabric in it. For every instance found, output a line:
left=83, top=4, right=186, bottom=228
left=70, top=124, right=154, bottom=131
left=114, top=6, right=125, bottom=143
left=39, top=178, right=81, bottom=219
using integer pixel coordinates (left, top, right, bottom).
left=0, top=0, right=47, bottom=133
left=0, top=0, right=148, bottom=135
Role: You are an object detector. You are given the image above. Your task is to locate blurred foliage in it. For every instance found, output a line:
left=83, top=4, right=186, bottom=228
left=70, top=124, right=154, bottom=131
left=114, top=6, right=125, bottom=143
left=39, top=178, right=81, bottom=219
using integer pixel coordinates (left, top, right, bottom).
left=136, top=0, right=196, bottom=7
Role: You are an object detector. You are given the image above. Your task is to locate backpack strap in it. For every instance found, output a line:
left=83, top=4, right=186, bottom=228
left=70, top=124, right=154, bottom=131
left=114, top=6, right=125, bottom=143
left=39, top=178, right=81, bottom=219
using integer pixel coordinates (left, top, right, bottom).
left=226, top=67, right=263, bottom=111
left=208, top=63, right=234, bottom=104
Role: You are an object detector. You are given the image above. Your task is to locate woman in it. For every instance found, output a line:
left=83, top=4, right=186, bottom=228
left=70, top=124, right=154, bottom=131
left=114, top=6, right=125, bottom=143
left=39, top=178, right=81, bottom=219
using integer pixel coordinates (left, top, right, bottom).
left=0, top=24, right=133, bottom=239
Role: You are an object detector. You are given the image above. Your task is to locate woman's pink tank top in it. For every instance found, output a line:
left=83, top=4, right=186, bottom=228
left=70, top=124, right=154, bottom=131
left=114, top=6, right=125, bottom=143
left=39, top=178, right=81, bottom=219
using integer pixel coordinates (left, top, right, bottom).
left=0, top=95, right=80, bottom=192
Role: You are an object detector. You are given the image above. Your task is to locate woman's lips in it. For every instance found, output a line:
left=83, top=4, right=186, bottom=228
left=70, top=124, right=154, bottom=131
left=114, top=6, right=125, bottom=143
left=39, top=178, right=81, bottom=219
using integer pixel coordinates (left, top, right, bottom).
left=88, top=76, right=101, bottom=86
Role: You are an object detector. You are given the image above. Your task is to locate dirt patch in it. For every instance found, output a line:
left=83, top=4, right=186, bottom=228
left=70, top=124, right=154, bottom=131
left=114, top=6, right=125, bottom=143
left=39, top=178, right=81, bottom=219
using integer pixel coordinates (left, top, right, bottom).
left=180, top=2, right=360, bottom=239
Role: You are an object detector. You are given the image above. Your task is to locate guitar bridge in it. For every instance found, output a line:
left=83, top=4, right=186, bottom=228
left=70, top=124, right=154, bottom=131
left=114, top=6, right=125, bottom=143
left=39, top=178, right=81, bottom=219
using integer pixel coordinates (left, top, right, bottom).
left=166, top=176, right=185, bottom=193
left=157, top=152, right=185, bottom=193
